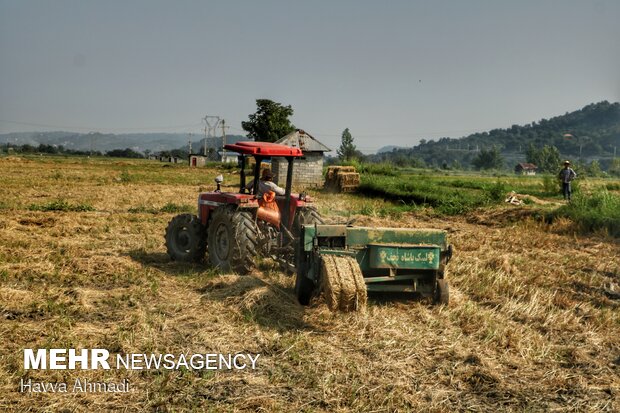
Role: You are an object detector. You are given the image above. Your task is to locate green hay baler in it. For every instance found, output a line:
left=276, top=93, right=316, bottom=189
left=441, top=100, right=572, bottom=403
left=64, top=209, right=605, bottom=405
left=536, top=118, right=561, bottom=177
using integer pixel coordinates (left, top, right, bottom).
left=295, top=225, right=453, bottom=310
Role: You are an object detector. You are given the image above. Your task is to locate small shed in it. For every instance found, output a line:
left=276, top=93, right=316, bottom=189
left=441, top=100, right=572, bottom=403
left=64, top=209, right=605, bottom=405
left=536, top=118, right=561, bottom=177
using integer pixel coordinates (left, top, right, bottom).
left=515, top=163, right=538, bottom=175
left=189, top=154, right=208, bottom=167
left=272, top=129, right=330, bottom=188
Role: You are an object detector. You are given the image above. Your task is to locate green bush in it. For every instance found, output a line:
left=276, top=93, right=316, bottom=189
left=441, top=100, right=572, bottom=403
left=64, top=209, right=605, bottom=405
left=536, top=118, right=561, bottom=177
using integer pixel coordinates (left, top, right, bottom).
left=361, top=162, right=401, bottom=176
left=554, top=190, right=620, bottom=237
left=482, top=181, right=507, bottom=202
left=542, top=174, right=559, bottom=195
left=28, top=199, right=94, bottom=212
left=606, top=182, right=620, bottom=191
left=128, top=203, right=194, bottom=214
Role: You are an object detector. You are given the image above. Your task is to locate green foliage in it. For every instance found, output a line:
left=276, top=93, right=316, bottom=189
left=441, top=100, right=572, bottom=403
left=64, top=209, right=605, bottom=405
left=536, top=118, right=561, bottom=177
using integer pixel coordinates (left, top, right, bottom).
left=119, top=170, right=132, bottom=183
left=542, top=174, right=560, bottom=195
left=609, top=158, right=620, bottom=177
left=482, top=180, right=508, bottom=202
left=370, top=101, right=619, bottom=169
left=358, top=174, right=504, bottom=215
left=337, top=128, right=357, bottom=161
left=128, top=203, right=193, bottom=214
left=586, top=160, right=603, bottom=177
left=350, top=162, right=400, bottom=176
left=6, top=143, right=102, bottom=156
left=554, top=190, right=620, bottom=237
left=472, top=146, right=504, bottom=170
left=526, top=144, right=561, bottom=173
left=106, top=148, right=144, bottom=158
left=159, top=148, right=189, bottom=159
left=28, top=199, right=95, bottom=212
left=241, top=99, right=296, bottom=142
left=606, top=182, right=620, bottom=191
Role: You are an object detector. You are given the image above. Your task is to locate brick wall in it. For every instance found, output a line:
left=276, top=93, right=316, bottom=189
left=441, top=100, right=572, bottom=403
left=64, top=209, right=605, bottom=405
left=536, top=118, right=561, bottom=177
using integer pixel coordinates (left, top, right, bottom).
left=273, top=153, right=324, bottom=189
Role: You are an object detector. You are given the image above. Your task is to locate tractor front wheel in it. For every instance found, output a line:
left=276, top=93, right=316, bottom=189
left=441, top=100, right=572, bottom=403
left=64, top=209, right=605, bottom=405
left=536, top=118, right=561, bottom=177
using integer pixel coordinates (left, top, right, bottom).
left=165, top=214, right=207, bottom=262
left=207, top=207, right=258, bottom=274
left=293, top=207, right=324, bottom=236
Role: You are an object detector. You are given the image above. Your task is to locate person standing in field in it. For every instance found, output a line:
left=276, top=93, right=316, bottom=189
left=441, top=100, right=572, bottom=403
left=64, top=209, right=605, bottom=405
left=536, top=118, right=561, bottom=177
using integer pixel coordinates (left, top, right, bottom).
left=558, top=160, right=577, bottom=202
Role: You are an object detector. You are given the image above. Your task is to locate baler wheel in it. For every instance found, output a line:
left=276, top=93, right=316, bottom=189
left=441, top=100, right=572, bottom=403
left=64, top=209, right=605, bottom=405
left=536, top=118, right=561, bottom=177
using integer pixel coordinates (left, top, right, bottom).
left=165, top=214, right=207, bottom=262
left=434, top=279, right=449, bottom=305
left=320, top=255, right=367, bottom=312
left=294, top=269, right=315, bottom=305
left=207, top=207, right=258, bottom=274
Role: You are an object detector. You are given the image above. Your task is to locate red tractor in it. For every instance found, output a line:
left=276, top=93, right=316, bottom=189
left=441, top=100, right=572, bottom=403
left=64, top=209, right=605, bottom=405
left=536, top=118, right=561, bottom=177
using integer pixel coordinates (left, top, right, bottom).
left=164, top=141, right=323, bottom=273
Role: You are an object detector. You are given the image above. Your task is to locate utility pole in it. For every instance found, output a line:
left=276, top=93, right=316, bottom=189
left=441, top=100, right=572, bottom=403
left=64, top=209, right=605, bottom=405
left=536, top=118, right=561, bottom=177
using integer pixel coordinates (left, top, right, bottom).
left=221, top=119, right=229, bottom=160
left=203, top=125, right=208, bottom=156
left=188, top=132, right=193, bottom=155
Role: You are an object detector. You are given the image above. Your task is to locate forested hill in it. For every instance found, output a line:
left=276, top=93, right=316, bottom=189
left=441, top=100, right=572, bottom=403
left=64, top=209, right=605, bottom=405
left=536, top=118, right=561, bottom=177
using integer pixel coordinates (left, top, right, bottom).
left=372, top=101, right=620, bottom=169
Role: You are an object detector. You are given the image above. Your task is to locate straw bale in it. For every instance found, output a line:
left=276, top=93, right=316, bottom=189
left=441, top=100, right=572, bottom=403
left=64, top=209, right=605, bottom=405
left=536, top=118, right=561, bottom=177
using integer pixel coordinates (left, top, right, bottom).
left=320, top=255, right=367, bottom=312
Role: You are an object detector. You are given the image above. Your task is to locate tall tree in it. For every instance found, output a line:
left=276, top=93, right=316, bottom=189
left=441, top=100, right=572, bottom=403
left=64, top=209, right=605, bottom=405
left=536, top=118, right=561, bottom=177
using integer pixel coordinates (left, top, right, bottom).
left=241, top=99, right=296, bottom=142
left=472, top=146, right=504, bottom=170
left=337, top=128, right=357, bottom=161
left=527, top=144, right=561, bottom=173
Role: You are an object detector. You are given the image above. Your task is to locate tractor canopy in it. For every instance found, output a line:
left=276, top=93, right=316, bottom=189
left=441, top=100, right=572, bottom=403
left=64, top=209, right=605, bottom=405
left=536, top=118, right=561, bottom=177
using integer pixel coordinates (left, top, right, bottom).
left=223, top=141, right=303, bottom=157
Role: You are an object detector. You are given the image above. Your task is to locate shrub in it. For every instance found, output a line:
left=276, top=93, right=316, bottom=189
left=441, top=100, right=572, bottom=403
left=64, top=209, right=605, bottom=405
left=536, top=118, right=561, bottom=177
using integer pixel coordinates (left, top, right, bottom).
left=482, top=181, right=507, bottom=202
left=542, top=174, right=559, bottom=195
left=28, top=200, right=94, bottom=212
left=128, top=203, right=194, bottom=214
left=554, top=190, right=620, bottom=237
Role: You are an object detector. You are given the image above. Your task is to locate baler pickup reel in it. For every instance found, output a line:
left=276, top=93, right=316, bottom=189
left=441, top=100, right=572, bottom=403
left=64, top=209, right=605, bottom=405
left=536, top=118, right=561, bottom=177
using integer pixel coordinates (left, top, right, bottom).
left=295, top=224, right=452, bottom=311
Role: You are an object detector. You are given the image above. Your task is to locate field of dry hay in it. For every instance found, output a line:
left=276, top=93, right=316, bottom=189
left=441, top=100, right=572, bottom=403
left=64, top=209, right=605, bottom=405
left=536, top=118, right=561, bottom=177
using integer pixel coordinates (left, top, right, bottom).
left=0, top=156, right=619, bottom=412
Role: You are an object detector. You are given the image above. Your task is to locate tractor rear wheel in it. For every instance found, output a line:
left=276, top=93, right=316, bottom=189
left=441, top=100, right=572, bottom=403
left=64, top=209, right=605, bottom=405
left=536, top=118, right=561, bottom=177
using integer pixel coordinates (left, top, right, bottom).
left=434, top=278, right=449, bottom=305
left=207, top=207, right=258, bottom=274
left=165, top=214, right=207, bottom=262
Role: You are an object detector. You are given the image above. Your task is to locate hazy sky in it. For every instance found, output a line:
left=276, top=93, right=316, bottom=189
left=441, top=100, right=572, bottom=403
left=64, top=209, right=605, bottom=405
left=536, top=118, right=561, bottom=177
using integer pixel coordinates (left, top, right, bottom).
left=1, top=0, right=619, bottom=152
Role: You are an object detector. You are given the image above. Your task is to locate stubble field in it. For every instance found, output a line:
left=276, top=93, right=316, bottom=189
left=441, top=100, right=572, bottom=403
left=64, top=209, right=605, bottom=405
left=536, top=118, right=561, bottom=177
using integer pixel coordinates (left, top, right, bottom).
left=0, top=156, right=619, bottom=412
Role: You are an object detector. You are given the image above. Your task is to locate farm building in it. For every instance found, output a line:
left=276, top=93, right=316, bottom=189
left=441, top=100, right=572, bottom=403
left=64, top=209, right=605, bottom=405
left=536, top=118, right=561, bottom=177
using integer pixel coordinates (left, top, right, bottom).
left=218, top=151, right=240, bottom=164
left=189, top=154, right=208, bottom=167
left=514, top=163, right=538, bottom=175
left=272, top=129, right=330, bottom=188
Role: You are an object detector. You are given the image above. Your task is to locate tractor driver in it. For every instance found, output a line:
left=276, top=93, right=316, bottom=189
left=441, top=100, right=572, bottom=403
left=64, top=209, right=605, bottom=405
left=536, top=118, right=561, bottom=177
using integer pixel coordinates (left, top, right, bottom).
left=245, top=169, right=285, bottom=197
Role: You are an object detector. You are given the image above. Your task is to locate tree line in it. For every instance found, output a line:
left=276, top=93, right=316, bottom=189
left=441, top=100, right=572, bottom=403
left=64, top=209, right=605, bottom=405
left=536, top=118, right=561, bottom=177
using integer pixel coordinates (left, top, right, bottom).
left=2, top=143, right=145, bottom=158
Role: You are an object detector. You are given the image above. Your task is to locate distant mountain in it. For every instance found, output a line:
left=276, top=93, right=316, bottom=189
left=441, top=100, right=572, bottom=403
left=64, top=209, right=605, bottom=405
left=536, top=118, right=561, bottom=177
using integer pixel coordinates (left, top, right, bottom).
left=377, top=145, right=404, bottom=153
left=0, top=131, right=248, bottom=153
left=371, top=101, right=620, bottom=169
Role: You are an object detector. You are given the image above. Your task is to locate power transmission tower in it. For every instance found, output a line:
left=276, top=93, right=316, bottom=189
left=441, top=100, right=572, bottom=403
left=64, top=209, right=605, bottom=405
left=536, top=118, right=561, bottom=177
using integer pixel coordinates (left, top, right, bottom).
left=202, top=115, right=220, bottom=157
